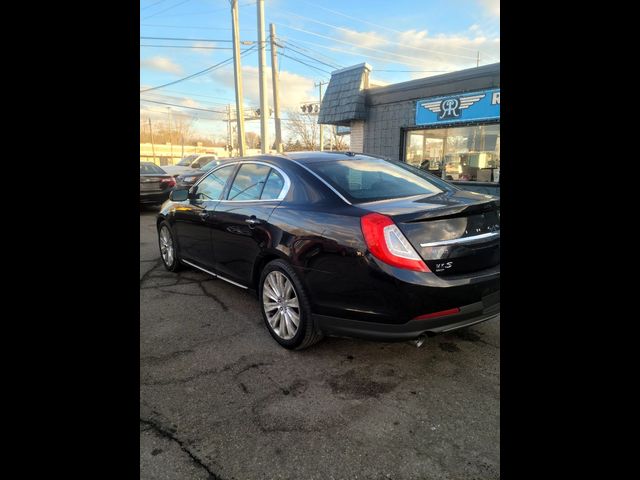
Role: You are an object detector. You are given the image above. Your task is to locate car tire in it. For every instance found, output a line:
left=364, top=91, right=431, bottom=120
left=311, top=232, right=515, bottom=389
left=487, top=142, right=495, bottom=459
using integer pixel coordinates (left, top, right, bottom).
left=258, top=259, right=323, bottom=350
left=158, top=221, right=182, bottom=272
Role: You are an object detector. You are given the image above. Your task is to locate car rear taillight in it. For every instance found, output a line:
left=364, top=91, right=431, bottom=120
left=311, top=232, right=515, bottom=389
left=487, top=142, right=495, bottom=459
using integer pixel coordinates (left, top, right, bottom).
left=161, top=177, right=176, bottom=188
left=360, top=213, right=430, bottom=272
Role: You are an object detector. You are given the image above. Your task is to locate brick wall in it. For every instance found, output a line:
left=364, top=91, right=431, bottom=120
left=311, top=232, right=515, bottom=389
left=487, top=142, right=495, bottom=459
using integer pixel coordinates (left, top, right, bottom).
left=362, top=100, right=415, bottom=161
left=350, top=121, right=365, bottom=153
left=359, top=63, right=500, bottom=161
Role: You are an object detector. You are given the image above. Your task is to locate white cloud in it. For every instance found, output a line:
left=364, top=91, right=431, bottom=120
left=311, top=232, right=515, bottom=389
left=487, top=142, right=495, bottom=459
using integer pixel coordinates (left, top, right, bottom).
left=210, top=65, right=316, bottom=111
left=191, top=42, right=215, bottom=56
left=180, top=98, right=200, bottom=108
left=141, top=56, right=183, bottom=75
left=336, top=27, right=500, bottom=76
left=478, top=0, right=500, bottom=17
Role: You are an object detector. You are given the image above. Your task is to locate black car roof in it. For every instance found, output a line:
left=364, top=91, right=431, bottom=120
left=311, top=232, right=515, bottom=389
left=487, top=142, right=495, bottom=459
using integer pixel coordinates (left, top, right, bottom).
left=283, top=151, right=365, bottom=163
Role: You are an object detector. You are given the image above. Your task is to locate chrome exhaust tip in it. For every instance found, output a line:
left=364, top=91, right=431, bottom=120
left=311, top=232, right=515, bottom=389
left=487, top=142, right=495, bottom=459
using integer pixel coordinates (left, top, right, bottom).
left=412, top=335, right=427, bottom=348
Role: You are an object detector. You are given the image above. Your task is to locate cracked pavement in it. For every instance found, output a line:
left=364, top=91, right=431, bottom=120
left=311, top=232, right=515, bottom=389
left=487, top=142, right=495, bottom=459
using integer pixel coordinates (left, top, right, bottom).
left=140, top=209, right=500, bottom=480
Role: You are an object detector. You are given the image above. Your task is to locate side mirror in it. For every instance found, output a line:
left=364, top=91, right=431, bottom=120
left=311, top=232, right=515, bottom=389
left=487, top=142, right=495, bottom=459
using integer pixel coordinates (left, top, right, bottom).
left=169, top=189, right=189, bottom=202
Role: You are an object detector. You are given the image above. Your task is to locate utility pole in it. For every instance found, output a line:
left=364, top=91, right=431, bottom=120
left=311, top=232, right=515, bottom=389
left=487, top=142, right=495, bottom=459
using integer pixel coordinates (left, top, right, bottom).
left=315, top=81, right=328, bottom=151
left=256, top=0, right=269, bottom=153
left=230, top=0, right=246, bottom=156
left=148, top=117, right=156, bottom=163
left=270, top=23, right=283, bottom=153
left=476, top=51, right=480, bottom=67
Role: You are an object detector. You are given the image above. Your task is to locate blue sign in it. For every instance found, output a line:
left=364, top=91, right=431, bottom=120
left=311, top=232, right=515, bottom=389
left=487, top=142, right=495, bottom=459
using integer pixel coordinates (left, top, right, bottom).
left=415, top=88, right=500, bottom=126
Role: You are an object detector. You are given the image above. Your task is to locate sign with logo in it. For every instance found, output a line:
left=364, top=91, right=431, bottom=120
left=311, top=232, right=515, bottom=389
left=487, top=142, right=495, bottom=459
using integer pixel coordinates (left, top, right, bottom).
left=415, top=88, right=500, bottom=126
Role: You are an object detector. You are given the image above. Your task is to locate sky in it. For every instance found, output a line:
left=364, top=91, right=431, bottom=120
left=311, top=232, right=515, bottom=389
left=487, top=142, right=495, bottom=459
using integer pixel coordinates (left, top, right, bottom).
left=140, top=0, right=500, bottom=144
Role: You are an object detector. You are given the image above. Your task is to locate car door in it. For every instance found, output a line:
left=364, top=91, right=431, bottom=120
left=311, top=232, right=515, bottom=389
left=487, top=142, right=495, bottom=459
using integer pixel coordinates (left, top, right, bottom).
left=211, top=162, right=289, bottom=285
left=173, top=164, right=237, bottom=269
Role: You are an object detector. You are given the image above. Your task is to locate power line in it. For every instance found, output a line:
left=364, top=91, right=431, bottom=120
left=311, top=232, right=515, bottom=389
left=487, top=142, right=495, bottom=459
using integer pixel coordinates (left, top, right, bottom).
left=295, top=0, right=493, bottom=57
left=278, top=37, right=344, bottom=69
left=160, top=89, right=237, bottom=102
left=141, top=92, right=230, bottom=108
left=278, top=35, right=453, bottom=71
left=140, top=45, right=256, bottom=93
left=141, top=59, right=233, bottom=93
left=141, top=107, right=221, bottom=122
left=297, top=0, right=405, bottom=36
left=141, top=108, right=208, bottom=120
left=140, top=36, right=235, bottom=42
left=278, top=53, right=332, bottom=75
left=299, top=0, right=498, bottom=59
left=140, top=98, right=226, bottom=114
left=142, top=90, right=231, bottom=107
left=140, top=23, right=258, bottom=31
left=281, top=11, right=485, bottom=61
left=141, top=0, right=168, bottom=12
left=279, top=24, right=477, bottom=62
left=279, top=40, right=342, bottom=70
left=145, top=2, right=255, bottom=19
left=141, top=44, right=234, bottom=49
left=142, top=0, right=194, bottom=21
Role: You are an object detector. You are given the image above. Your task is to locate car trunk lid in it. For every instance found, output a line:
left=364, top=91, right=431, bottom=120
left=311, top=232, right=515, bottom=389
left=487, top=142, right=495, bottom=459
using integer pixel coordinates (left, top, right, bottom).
left=140, top=175, right=170, bottom=192
left=358, top=190, right=500, bottom=276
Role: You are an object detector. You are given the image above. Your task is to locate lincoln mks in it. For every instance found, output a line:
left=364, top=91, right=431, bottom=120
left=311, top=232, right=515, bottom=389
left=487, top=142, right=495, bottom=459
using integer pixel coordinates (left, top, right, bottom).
left=157, top=152, right=500, bottom=349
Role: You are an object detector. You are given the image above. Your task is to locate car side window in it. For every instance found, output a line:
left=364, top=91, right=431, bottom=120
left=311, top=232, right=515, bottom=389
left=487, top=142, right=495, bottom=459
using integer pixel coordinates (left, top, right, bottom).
left=194, top=156, right=212, bottom=168
left=226, top=163, right=271, bottom=201
left=260, top=169, right=285, bottom=200
left=194, top=165, right=236, bottom=201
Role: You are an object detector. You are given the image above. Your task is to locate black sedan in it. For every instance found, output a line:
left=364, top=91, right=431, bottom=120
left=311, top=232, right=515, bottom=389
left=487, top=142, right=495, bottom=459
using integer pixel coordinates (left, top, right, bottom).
left=140, top=162, right=176, bottom=205
left=157, top=152, right=500, bottom=350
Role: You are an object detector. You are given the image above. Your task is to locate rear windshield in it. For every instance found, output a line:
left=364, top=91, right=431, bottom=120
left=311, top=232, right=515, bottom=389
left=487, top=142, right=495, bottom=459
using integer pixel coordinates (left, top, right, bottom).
left=305, top=157, right=452, bottom=203
left=140, top=163, right=166, bottom=174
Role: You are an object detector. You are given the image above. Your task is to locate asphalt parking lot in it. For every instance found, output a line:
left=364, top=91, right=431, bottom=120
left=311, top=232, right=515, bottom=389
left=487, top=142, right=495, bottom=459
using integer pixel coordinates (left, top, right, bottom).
left=140, top=208, right=500, bottom=480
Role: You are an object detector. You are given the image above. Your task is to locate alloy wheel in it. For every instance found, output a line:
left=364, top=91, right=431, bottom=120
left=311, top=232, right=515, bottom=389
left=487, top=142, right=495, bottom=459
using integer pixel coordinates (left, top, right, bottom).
left=262, top=271, right=300, bottom=340
left=159, top=226, right=174, bottom=267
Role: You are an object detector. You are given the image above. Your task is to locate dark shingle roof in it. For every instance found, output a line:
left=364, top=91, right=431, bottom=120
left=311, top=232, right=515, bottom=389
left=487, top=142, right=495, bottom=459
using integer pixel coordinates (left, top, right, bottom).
left=318, top=63, right=371, bottom=126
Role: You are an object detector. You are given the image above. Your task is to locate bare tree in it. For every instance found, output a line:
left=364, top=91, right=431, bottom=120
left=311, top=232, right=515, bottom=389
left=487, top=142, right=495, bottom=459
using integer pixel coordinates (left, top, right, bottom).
left=284, top=109, right=318, bottom=150
left=329, top=127, right=349, bottom=151
left=245, top=131, right=261, bottom=149
left=140, top=116, right=201, bottom=145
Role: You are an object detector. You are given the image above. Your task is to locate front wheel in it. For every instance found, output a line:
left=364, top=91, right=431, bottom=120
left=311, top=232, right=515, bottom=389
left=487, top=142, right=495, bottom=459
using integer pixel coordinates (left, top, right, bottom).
left=158, top=222, right=182, bottom=272
left=258, top=259, right=322, bottom=350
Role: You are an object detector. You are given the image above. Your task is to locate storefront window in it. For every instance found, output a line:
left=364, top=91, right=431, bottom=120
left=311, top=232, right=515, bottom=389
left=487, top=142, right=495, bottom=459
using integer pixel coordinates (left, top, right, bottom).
left=405, top=123, right=500, bottom=182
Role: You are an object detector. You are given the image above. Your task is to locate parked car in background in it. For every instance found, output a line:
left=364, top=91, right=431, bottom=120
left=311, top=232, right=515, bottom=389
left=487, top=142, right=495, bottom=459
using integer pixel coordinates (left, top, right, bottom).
left=157, top=151, right=500, bottom=350
left=451, top=180, right=500, bottom=197
left=161, top=154, right=219, bottom=177
left=175, top=158, right=225, bottom=188
left=140, top=162, right=176, bottom=205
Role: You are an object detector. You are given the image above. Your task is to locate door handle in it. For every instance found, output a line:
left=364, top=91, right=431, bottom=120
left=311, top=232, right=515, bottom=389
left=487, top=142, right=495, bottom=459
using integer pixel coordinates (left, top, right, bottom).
left=245, top=217, right=261, bottom=226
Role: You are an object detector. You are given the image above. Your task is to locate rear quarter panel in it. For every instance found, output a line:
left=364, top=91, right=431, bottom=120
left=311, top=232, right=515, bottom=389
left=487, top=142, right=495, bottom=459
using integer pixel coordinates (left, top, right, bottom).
left=267, top=204, right=405, bottom=321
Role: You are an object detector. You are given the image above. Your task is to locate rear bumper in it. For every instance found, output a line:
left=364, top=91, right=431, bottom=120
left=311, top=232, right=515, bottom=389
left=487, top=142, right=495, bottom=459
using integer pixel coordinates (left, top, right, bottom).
left=314, top=294, right=499, bottom=342
left=140, top=190, right=171, bottom=204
